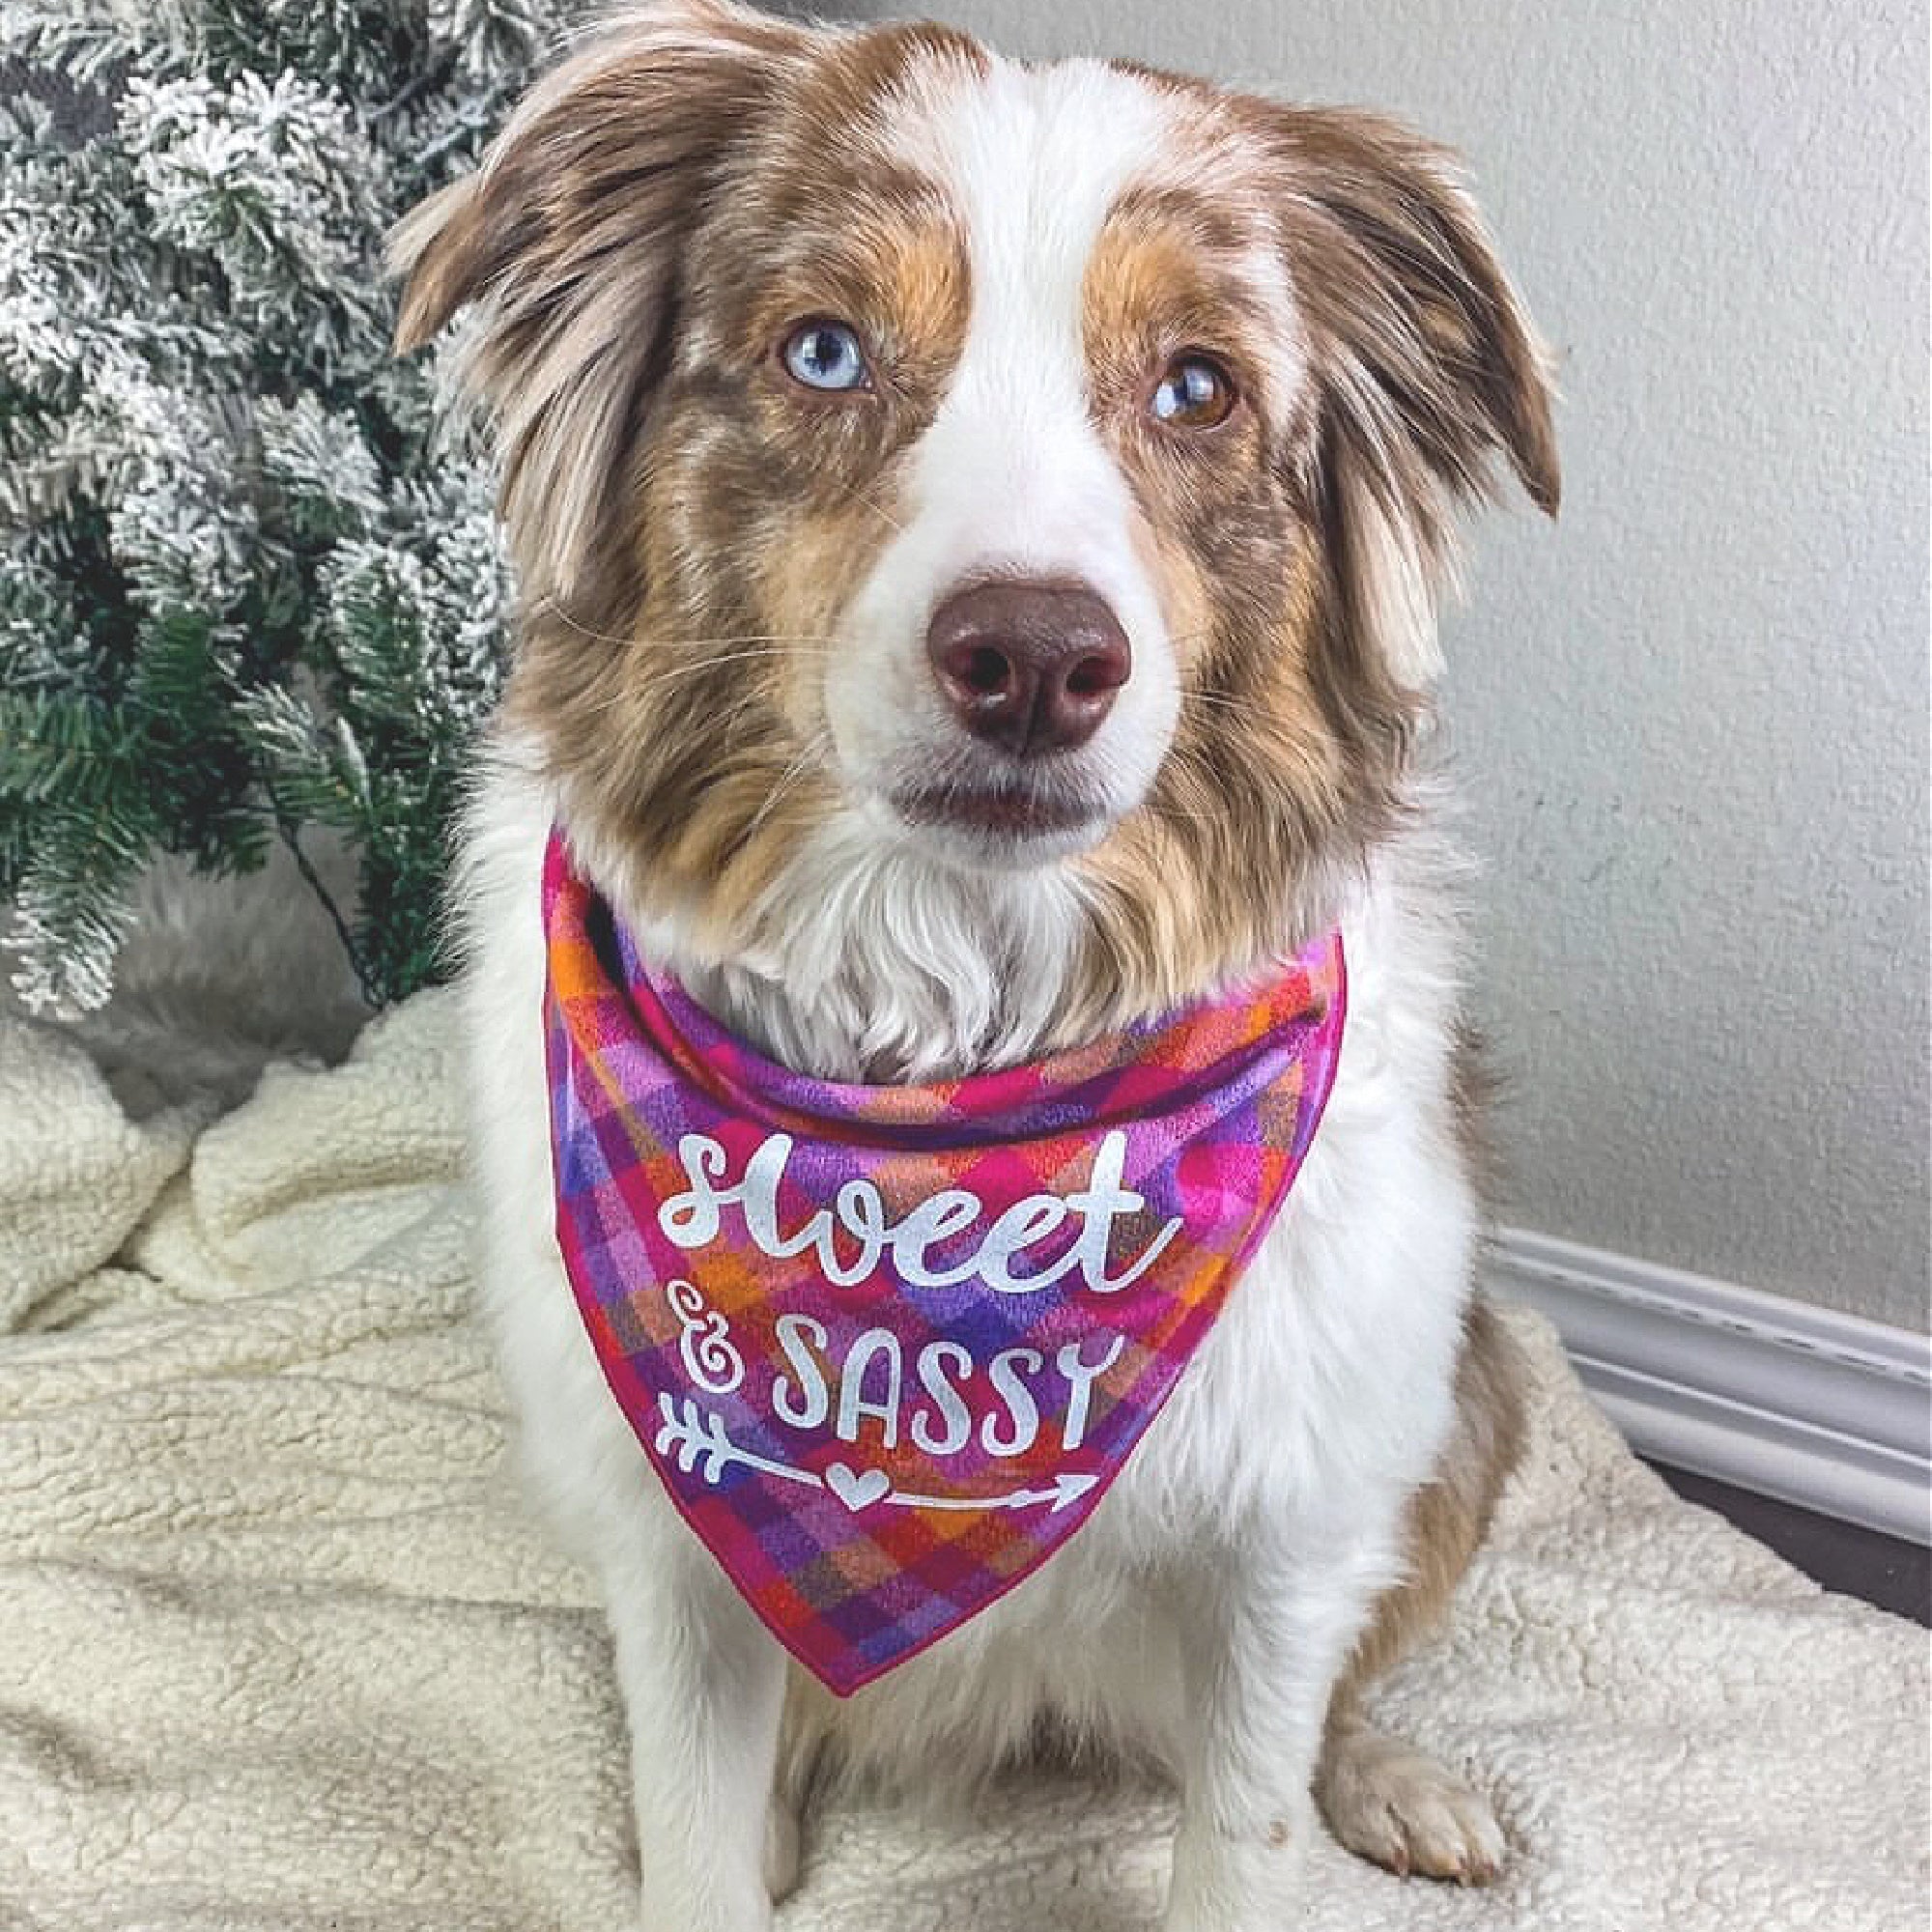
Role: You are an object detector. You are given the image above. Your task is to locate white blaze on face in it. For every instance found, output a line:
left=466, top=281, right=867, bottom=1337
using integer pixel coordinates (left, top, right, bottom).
left=825, top=56, right=1182, bottom=834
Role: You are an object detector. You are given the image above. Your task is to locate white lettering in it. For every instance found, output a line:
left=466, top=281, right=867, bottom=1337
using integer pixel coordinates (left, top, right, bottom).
left=909, top=1341, right=974, bottom=1455
left=976, top=1194, right=1073, bottom=1294
left=823, top=1179, right=888, bottom=1287
left=837, top=1327, right=903, bottom=1449
left=759, top=1328, right=1130, bottom=1462
left=740, top=1135, right=832, bottom=1263
left=1056, top=1333, right=1126, bottom=1451
left=889, top=1189, right=985, bottom=1289
left=771, top=1313, right=830, bottom=1430
left=1063, top=1130, right=1181, bottom=1293
left=980, top=1347, right=1044, bottom=1456
left=658, top=1129, right=1184, bottom=1297
left=657, top=1133, right=734, bottom=1247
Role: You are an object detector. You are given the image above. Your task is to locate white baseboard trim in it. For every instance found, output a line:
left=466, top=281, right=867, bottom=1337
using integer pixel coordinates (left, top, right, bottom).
left=1487, top=1229, right=1931, bottom=1547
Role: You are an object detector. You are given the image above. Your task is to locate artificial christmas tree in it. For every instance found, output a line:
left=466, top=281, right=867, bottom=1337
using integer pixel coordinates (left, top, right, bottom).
left=0, top=0, right=578, bottom=1012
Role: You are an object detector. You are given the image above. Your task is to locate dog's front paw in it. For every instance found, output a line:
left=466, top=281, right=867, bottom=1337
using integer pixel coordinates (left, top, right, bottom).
left=1160, top=1798, right=1314, bottom=1932
left=1315, top=1721, right=1507, bottom=1885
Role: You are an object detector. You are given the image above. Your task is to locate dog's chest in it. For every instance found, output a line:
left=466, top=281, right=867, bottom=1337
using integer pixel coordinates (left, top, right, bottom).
left=546, top=835, right=1353, bottom=1693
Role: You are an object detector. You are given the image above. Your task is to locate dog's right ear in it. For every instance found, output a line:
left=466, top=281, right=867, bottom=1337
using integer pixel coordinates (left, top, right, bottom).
left=389, top=0, right=815, bottom=601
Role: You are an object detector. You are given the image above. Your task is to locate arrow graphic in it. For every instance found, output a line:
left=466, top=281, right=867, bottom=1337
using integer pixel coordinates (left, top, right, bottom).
left=653, top=1398, right=1099, bottom=1516
left=885, top=1471, right=1099, bottom=1515
left=655, top=1394, right=824, bottom=1492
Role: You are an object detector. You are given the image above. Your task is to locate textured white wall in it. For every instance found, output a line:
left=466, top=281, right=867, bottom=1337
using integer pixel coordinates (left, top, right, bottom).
left=834, top=0, right=1930, bottom=1328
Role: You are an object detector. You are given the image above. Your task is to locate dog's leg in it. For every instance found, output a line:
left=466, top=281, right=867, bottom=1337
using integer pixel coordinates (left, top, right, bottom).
left=763, top=1687, right=826, bottom=1904
left=762, top=1789, right=803, bottom=1904
left=1313, top=1295, right=1525, bottom=1885
left=602, top=1532, right=788, bottom=1932
left=1161, top=1530, right=1392, bottom=1932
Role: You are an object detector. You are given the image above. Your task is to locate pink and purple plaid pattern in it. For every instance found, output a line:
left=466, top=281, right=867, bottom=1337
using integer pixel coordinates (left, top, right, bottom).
left=542, top=831, right=1346, bottom=1694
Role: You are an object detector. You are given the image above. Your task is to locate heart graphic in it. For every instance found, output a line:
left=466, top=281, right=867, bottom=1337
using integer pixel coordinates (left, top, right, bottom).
left=825, top=1463, right=893, bottom=1513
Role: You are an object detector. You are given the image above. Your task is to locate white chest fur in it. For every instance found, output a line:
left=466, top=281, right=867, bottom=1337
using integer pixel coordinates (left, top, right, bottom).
left=458, top=739, right=1477, bottom=1781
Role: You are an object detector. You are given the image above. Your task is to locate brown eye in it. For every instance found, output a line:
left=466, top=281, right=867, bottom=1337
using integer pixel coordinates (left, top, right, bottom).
left=1151, top=354, right=1236, bottom=429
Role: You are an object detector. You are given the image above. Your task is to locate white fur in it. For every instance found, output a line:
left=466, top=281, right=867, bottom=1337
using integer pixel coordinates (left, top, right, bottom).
left=643, top=812, right=1093, bottom=1081
left=460, top=744, right=1475, bottom=1932
left=826, top=60, right=1184, bottom=861
left=457, top=43, right=1484, bottom=1932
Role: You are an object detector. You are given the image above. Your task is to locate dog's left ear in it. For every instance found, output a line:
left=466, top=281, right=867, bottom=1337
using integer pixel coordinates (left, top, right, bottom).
left=388, top=0, right=818, bottom=603
left=1266, top=108, right=1560, bottom=688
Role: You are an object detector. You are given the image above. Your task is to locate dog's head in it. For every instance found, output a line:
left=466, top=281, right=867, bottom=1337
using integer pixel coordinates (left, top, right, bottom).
left=396, top=0, right=1556, bottom=1030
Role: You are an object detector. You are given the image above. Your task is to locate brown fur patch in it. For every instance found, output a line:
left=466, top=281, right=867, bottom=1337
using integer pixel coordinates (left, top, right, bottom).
left=1329, top=1294, right=1529, bottom=1713
left=1059, top=146, right=1413, bottom=1022
left=1449, top=1022, right=1507, bottom=1219
left=388, top=2, right=822, bottom=609
left=397, top=7, right=1557, bottom=1042
left=1045, top=86, right=1558, bottom=1031
left=392, top=4, right=979, bottom=941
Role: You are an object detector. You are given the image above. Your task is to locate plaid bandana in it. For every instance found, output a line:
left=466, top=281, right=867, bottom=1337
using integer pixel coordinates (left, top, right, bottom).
left=543, top=831, right=1346, bottom=1694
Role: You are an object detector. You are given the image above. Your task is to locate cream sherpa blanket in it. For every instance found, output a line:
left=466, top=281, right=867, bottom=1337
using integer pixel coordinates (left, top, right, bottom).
left=0, top=992, right=1924, bottom=1932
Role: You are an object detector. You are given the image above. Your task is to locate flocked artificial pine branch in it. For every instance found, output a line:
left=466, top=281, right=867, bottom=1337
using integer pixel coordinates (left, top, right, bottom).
left=0, top=0, right=574, bottom=1009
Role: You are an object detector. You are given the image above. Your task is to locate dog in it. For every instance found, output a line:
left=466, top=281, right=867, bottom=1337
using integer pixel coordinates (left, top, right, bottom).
left=392, top=4, right=1559, bottom=1926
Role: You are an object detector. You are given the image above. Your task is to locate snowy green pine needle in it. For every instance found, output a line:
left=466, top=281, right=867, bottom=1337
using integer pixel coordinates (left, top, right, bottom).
left=0, top=0, right=568, bottom=1009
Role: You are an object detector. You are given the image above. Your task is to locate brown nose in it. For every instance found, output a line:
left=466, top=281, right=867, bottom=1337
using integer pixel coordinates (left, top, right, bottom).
left=925, top=580, right=1131, bottom=756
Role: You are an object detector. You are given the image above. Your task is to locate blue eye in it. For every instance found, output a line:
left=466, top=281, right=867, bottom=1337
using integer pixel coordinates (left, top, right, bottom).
left=781, top=319, right=870, bottom=392
left=1151, top=354, right=1236, bottom=428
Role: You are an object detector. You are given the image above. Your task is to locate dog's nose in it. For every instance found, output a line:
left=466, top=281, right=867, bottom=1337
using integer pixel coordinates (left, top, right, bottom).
left=925, top=580, right=1131, bottom=756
